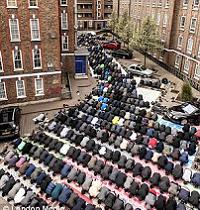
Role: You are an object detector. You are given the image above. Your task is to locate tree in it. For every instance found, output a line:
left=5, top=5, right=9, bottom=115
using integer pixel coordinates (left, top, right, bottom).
left=120, top=21, right=134, bottom=49
left=108, top=12, right=119, bottom=34
left=181, top=82, right=193, bottom=102
left=131, top=16, right=163, bottom=67
left=117, top=11, right=129, bottom=38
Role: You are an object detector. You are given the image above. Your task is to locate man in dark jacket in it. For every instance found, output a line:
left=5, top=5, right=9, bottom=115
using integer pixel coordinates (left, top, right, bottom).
left=132, top=163, right=143, bottom=177
left=138, top=183, right=149, bottom=201
left=115, top=172, right=127, bottom=188
left=1, top=176, right=16, bottom=196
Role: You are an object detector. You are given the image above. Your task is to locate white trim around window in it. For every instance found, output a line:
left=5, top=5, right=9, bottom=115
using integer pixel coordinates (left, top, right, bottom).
left=7, top=0, right=17, bottom=8
left=35, top=78, right=44, bottom=96
left=30, top=18, right=41, bottom=41
left=175, top=54, right=181, bottom=68
left=0, top=51, right=3, bottom=72
left=16, top=79, right=26, bottom=98
left=12, top=48, right=23, bottom=71
left=60, top=0, right=68, bottom=6
left=187, top=37, right=193, bottom=54
left=29, top=0, right=38, bottom=8
left=177, top=35, right=183, bottom=50
left=183, top=59, right=190, bottom=73
left=9, top=18, right=21, bottom=42
left=62, top=35, right=69, bottom=51
left=0, top=82, right=7, bottom=100
left=32, top=47, right=42, bottom=69
left=193, top=0, right=199, bottom=8
left=190, top=17, right=197, bottom=33
left=61, top=11, right=68, bottom=30
left=195, top=63, right=200, bottom=78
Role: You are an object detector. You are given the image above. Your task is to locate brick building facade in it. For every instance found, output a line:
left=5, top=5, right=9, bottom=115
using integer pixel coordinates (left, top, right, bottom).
left=77, top=0, right=113, bottom=30
left=113, top=0, right=200, bottom=90
left=0, top=0, right=78, bottom=106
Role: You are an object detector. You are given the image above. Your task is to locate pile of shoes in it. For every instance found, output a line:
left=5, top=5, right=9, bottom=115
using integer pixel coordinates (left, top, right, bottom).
left=140, top=78, right=161, bottom=89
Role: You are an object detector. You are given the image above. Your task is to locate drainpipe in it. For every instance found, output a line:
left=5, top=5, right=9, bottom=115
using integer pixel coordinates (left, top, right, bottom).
left=117, top=0, right=120, bottom=18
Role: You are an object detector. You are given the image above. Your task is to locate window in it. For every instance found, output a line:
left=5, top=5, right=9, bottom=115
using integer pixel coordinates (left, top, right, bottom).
left=180, top=16, right=186, bottom=29
left=13, top=47, right=23, bottom=70
left=29, top=0, right=38, bottom=7
left=190, top=17, right=197, bottom=33
left=177, top=35, right=183, bottom=49
left=163, top=14, right=168, bottom=27
left=16, top=80, right=26, bottom=98
left=193, top=0, right=199, bottom=7
left=187, top=37, right=193, bottom=54
left=0, top=51, right=3, bottom=72
left=165, top=0, right=170, bottom=7
left=156, top=13, right=161, bottom=25
left=30, top=19, right=40, bottom=41
left=35, top=78, right=44, bottom=95
left=32, top=47, right=42, bottom=69
left=183, top=0, right=188, bottom=7
left=175, top=55, right=181, bottom=68
left=61, top=11, right=68, bottom=29
left=62, top=35, right=68, bottom=51
left=184, top=59, right=190, bottom=72
left=60, top=0, right=68, bottom=5
left=7, top=0, right=17, bottom=7
left=0, top=82, right=7, bottom=100
left=9, top=18, right=20, bottom=42
left=195, top=64, right=200, bottom=76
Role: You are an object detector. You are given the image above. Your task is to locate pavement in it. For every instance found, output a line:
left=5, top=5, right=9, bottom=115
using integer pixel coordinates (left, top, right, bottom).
left=20, top=73, right=97, bottom=136
left=2, top=46, right=200, bottom=210
left=117, top=50, right=200, bottom=107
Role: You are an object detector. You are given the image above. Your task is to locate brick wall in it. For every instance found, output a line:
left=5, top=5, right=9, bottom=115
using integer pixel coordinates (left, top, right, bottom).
left=0, top=0, right=62, bottom=106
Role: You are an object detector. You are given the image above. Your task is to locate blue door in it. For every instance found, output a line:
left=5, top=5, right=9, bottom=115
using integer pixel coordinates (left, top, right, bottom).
left=75, top=56, right=86, bottom=74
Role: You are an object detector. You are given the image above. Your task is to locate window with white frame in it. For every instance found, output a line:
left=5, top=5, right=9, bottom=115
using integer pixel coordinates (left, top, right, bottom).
left=193, top=0, right=199, bottom=7
left=183, top=0, right=188, bottom=7
left=175, top=54, right=181, bottom=68
left=30, top=18, right=40, bottom=41
left=195, top=64, right=200, bottom=76
left=180, top=16, right=186, bottom=29
left=177, top=35, right=183, bottom=49
left=0, top=82, right=7, bottom=100
left=13, top=47, right=23, bottom=70
left=165, top=0, right=170, bottom=7
left=60, top=0, right=68, bottom=5
left=187, top=37, right=193, bottom=54
left=61, top=11, right=68, bottom=29
left=29, top=0, right=38, bottom=7
left=184, top=59, right=190, bottom=72
left=62, top=35, right=68, bottom=51
left=35, top=78, right=44, bottom=95
left=163, top=14, right=168, bottom=27
left=156, top=13, right=161, bottom=25
left=7, top=0, right=17, bottom=7
left=190, top=17, right=197, bottom=33
left=0, top=51, right=3, bottom=72
left=16, top=80, right=26, bottom=98
left=32, top=47, right=42, bottom=69
left=9, top=17, right=20, bottom=42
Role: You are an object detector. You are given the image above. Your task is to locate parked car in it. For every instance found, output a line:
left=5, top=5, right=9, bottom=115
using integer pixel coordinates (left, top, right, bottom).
left=112, top=49, right=133, bottom=59
left=128, top=64, right=153, bottom=77
left=165, top=102, right=200, bottom=125
left=103, top=40, right=121, bottom=50
left=0, top=106, right=21, bottom=140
